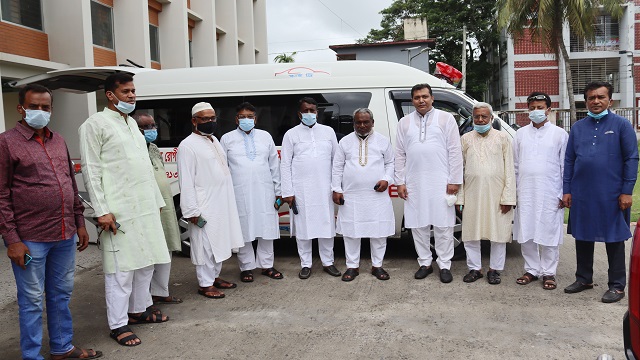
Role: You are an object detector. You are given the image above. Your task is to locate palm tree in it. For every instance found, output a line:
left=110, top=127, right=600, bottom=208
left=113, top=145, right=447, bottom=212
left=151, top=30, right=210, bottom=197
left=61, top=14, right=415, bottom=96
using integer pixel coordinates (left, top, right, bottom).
left=273, top=52, right=297, bottom=63
left=497, top=0, right=624, bottom=124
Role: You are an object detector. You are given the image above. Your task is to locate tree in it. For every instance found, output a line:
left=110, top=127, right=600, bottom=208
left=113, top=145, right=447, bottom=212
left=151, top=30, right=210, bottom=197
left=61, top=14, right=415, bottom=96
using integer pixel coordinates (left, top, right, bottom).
left=497, top=0, right=624, bottom=124
left=359, top=0, right=499, bottom=100
left=273, top=52, right=297, bottom=63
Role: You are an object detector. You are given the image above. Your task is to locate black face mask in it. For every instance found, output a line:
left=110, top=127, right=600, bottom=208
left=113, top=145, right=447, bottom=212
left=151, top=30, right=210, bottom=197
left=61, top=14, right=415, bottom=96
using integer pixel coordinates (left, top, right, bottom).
left=196, top=121, right=217, bottom=135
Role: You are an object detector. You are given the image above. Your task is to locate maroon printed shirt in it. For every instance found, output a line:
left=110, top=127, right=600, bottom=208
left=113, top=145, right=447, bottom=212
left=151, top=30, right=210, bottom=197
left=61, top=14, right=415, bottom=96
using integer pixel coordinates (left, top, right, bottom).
left=0, top=122, right=85, bottom=246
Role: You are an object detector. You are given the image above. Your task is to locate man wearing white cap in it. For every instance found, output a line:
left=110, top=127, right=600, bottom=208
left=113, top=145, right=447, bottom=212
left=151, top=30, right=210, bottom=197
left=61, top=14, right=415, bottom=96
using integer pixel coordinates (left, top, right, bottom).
left=177, top=102, right=245, bottom=299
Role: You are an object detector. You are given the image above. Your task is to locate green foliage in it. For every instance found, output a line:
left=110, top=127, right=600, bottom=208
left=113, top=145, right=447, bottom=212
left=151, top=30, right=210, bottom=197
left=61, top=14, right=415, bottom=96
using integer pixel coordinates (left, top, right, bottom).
left=273, top=52, right=297, bottom=63
left=359, top=0, right=499, bottom=100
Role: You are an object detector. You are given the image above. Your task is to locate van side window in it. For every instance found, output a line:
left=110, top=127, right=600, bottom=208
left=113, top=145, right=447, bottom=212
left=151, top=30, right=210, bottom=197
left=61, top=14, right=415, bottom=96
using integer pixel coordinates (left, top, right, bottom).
left=389, top=89, right=474, bottom=127
left=136, top=92, right=372, bottom=147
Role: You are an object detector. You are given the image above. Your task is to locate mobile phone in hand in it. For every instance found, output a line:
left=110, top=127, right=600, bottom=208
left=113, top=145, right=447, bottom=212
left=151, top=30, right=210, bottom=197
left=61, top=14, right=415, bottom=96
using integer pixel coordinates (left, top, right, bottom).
left=196, top=216, right=207, bottom=228
left=291, top=199, right=299, bottom=215
left=24, top=253, right=32, bottom=266
left=339, top=198, right=345, bottom=205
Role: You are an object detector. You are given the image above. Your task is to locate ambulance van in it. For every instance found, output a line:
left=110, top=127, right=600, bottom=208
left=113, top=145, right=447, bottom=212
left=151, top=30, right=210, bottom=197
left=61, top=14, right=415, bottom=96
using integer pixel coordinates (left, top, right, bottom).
left=11, top=61, right=515, bottom=253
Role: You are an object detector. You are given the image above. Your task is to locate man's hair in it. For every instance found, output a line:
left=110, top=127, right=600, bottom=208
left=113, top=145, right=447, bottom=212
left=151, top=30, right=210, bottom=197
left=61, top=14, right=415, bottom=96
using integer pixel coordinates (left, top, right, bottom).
left=583, top=81, right=613, bottom=100
left=131, top=113, right=152, bottom=125
left=353, top=108, right=374, bottom=121
left=526, top=91, right=551, bottom=108
left=18, top=84, right=53, bottom=106
left=236, top=102, right=256, bottom=114
left=411, top=83, right=432, bottom=97
left=473, top=102, right=493, bottom=114
left=104, top=73, right=134, bottom=94
left=298, top=97, right=317, bottom=109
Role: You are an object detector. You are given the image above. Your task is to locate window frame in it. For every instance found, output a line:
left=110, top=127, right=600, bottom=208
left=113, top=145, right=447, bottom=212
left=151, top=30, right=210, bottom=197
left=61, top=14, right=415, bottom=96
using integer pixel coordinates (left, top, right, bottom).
left=90, top=0, right=114, bottom=50
left=0, top=0, right=43, bottom=31
left=149, top=24, right=160, bottom=62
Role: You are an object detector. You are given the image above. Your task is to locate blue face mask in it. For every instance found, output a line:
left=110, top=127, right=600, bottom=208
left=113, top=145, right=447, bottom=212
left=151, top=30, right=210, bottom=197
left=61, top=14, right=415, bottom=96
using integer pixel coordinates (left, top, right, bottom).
left=144, top=129, right=157, bottom=143
left=109, top=93, right=136, bottom=114
left=238, top=118, right=255, bottom=132
left=22, top=107, right=51, bottom=129
left=301, top=113, right=317, bottom=126
left=528, top=109, right=547, bottom=124
left=474, top=123, right=491, bottom=134
left=587, top=109, right=608, bottom=120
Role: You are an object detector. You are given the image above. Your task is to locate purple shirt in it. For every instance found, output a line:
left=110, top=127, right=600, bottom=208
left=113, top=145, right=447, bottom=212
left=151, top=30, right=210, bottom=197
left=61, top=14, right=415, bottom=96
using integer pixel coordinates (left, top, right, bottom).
left=0, top=122, right=85, bottom=246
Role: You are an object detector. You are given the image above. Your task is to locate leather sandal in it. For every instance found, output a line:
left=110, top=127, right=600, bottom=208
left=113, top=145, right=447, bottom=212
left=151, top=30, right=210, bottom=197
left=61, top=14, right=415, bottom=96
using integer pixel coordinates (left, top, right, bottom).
left=240, top=270, right=254, bottom=283
left=342, top=268, right=359, bottom=281
left=261, top=267, right=284, bottom=279
left=516, top=272, right=539, bottom=285
left=542, top=275, right=557, bottom=290
left=487, top=270, right=501, bottom=285
left=371, top=266, right=390, bottom=280
left=109, top=325, right=141, bottom=347
left=463, top=270, right=483, bottom=283
left=51, top=346, right=103, bottom=359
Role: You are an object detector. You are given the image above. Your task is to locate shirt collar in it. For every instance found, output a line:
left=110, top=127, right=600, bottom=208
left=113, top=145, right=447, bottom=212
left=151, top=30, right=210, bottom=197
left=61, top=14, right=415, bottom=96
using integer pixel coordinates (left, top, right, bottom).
left=15, top=121, right=52, bottom=140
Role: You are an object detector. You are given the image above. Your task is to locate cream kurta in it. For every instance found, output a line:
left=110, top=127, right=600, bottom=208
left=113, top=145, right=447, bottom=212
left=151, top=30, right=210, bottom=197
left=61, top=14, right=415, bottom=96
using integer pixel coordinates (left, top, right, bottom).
left=394, top=109, right=463, bottom=228
left=177, top=133, right=244, bottom=265
left=457, top=129, right=516, bottom=243
left=332, top=131, right=395, bottom=238
left=220, top=128, right=281, bottom=243
left=148, top=143, right=181, bottom=252
left=280, top=123, right=338, bottom=240
left=79, top=108, right=169, bottom=273
left=513, top=122, right=568, bottom=246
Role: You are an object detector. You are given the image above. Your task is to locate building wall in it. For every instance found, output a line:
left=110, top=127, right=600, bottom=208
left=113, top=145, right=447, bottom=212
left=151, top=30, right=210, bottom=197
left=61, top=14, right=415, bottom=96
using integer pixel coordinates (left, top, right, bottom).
left=331, top=43, right=431, bottom=74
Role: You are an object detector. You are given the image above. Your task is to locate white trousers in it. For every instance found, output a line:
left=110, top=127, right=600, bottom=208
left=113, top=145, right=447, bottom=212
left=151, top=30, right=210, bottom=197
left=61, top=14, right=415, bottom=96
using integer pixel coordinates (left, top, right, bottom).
left=412, top=226, right=454, bottom=270
left=464, top=241, right=506, bottom=271
left=195, top=238, right=222, bottom=287
left=296, top=237, right=334, bottom=268
left=520, top=240, right=560, bottom=277
left=150, top=252, right=172, bottom=297
left=344, top=236, right=387, bottom=268
left=237, top=238, right=276, bottom=270
left=104, top=265, right=154, bottom=329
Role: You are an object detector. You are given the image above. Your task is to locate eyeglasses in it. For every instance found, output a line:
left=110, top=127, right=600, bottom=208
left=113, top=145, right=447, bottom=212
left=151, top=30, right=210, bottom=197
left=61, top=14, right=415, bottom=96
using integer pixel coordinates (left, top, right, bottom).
left=527, top=94, right=548, bottom=102
left=194, top=116, right=216, bottom=122
left=472, top=115, right=491, bottom=120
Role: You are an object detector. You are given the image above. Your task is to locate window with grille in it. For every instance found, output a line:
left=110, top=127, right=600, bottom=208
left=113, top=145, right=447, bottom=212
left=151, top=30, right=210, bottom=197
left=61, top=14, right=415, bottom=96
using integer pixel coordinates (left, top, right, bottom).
left=91, top=1, right=113, bottom=49
left=570, top=15, right=619, bottom=52
left=150, top=25, right=160, bottom=62
left=570, top=58, right=620, bottom=94
left=1, top=0, right=42, bottom=30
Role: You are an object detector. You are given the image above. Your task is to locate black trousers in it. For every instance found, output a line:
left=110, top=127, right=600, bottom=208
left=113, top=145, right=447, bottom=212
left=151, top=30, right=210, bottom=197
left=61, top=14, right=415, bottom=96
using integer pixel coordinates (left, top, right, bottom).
left=575, top=240, right=626, bottom=291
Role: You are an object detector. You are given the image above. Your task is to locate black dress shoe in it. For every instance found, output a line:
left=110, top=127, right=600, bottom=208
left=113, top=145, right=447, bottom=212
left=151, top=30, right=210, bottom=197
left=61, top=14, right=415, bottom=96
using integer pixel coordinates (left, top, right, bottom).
left=414, top=265, right=433, bottom=279
left=299, top=267, right=311, bottom=279
left=601, top=289, right=625, bottom=303
left=564, top=281, right=594, bottom=294
left=323, top=265, right=341, bottom=277
left=439, top=269, right=453, bottom=283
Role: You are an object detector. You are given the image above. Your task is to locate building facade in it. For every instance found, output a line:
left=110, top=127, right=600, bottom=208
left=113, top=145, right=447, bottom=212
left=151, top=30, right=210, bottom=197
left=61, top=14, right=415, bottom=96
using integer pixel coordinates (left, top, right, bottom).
left=0, top=0, right=268, bottom=139
left=329, top=39, right=436, bottom=74
left=489, top=1, right=638, bottom=127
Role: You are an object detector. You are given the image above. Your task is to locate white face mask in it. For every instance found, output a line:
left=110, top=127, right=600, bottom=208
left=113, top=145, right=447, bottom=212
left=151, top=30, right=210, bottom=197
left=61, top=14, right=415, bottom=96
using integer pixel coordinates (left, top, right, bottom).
left=528, top=109, right=547, bottom=124
left=301, top=113, right=317, bottom=126
left=22, top=107, right=51, bottom=129
left=109, top=92, right=136, bottom=114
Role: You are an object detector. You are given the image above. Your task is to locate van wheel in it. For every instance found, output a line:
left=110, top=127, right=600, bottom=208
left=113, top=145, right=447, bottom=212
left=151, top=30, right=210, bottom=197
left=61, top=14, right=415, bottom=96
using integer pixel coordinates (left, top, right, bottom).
left=174, top=194, right=191, bottom=257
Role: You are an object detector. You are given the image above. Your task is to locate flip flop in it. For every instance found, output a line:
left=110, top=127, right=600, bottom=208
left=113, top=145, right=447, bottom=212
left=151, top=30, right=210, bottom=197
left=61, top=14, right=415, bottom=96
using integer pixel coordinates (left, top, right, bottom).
left=51, top=346, right=103, bottom=359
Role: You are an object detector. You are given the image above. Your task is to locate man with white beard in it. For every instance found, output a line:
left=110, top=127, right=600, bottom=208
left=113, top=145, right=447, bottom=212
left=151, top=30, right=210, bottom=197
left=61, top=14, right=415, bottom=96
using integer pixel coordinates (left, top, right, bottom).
left=395, top=83, right=463, bottom=283
left=513, top=92, right=568, bottom=290
left=332, top=108, right=395, bottom=281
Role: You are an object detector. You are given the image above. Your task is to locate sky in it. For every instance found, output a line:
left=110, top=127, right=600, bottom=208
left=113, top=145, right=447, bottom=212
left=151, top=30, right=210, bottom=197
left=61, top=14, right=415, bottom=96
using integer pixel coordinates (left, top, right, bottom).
left=266, top=0, right=395, bottom=63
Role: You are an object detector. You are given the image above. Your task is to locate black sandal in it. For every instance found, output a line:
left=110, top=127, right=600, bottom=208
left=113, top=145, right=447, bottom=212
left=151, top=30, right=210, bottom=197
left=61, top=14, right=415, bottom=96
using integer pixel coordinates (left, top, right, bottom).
left=128, top=308, right=169, bottom=325
left=261, top=267, right=284, bottom=279
left=542, top=275, right=557, bottom=290
left=487, top=270, right=501, bottom=285
left=342, top=268, right=359, bottom=282
left=110, top=325, right=141, bottom=347
left=463, top=270, right=483, bottom=283
left=240, top=270, right=254, bottom=283
left=371, top=266, right=390, bottom=280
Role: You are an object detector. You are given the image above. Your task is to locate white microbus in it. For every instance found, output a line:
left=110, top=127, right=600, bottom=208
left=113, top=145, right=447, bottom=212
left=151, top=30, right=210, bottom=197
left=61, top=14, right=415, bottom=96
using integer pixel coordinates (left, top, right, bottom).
left=12, top=61, right=515, bottom=253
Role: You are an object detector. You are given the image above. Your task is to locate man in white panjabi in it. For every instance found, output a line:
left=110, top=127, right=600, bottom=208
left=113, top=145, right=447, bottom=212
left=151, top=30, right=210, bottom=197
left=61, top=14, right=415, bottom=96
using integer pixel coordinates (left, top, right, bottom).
left=79, top=73, right=170, bottom=347
left=281, top=97, right=341, bottom=279
left=220, top=102, right=284, bottom=282
left=394, top=83, right=463, bottom=284
left=133, top=113, right=183, bottom=304
left=332, top=108, right=395, bottom=281
left=177, top=102, right=245, bottom=299
left=513, top=92, right=568, bottom=291
left=457, top=102, right=516, bottom=285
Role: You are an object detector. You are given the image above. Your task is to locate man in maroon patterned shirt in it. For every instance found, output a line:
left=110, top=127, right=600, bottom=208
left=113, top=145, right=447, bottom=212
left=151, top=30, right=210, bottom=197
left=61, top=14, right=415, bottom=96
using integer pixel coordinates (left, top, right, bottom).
left=0, top=84, right=102, bottom=360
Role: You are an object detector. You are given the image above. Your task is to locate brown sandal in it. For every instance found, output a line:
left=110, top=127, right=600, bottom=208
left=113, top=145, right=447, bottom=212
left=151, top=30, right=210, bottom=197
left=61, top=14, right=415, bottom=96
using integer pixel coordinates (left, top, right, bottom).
left=542, top=275, right=557, bottom=290
left=51, top=346, right=103, bottom=359
left=198, top=286, right=225, bottom=299
left=516, top=272, right=539, bottom=285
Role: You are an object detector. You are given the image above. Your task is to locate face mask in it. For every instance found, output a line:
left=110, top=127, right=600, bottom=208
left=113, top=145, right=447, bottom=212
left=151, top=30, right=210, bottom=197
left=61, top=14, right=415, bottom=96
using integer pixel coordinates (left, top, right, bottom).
left=109, top=93, right=136, bottom=114
left=196, top=121, right=217, bottom=135
left=301, top=113, right=317, bottom=126
left=528, top=109, right=547, bottom=124
left=474, top=123, right=491, bottom=134
left=587, top=109, right=608, bottom=120
left=22, top=108, right=51, bottom=129
left=238, top=118, right=255, bottom=132
left=143, top=129, right=157, bottom=143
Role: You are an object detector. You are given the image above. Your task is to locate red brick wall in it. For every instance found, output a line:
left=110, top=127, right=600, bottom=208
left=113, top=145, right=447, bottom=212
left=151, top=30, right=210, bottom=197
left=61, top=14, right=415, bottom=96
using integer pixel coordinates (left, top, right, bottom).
left=514, top=102, right=561, bottom=126
left=0, top=22, right=49, bottom=60
left=514, top=69, right=560, bottom=96
left=93, top=46, right=116, bottom=66
left=513, top=28, right=550, bottom=55
left=95, top=0, right=113, bottom=7
left=514, top=60, right=558, bottom=68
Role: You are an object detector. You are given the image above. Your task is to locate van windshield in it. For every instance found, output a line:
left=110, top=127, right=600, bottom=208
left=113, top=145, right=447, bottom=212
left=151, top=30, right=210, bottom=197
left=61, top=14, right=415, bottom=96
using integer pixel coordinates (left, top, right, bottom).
left=135, top=92, right=372, bottom=147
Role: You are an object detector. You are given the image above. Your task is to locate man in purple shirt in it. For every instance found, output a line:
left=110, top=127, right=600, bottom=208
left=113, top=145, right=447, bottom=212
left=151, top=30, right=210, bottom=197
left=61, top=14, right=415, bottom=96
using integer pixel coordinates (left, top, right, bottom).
left=0, top=84, right=102, bottom=360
